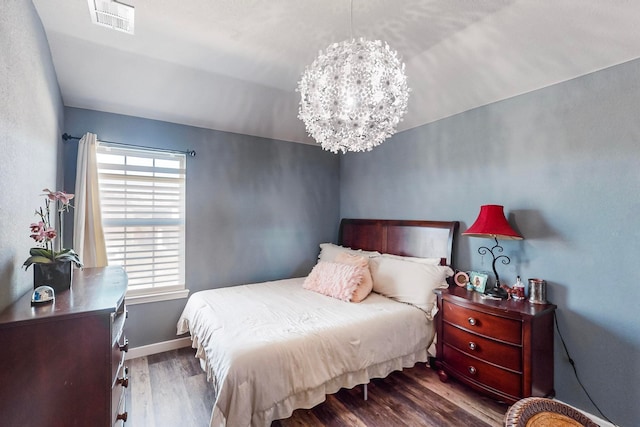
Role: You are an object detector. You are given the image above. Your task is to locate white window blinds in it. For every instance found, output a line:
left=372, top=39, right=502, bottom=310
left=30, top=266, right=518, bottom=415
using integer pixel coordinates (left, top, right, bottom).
left=96, top=144, right=186, bottom=296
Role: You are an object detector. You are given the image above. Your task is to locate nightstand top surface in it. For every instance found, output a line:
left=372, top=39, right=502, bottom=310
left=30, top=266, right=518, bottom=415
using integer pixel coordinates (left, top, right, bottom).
left=436, top=285, right=556, bottom=317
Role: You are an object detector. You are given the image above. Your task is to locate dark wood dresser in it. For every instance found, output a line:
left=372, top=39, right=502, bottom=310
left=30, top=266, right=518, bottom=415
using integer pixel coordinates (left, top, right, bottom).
left=0, top=266, right=129, bottom=426
left=434, top=286, right=556, bottom=404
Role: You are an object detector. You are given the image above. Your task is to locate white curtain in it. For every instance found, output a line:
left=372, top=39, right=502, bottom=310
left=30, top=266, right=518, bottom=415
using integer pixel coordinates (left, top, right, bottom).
left=73, top=132, right=108, bottom=268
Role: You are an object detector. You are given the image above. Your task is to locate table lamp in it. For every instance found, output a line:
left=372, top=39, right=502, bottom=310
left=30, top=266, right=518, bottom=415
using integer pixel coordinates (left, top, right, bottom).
left=463, top=205, right=523, bottom=299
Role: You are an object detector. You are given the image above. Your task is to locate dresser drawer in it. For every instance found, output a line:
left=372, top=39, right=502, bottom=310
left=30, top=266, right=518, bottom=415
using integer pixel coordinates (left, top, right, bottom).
left=111, top=304, right=128, bottom=385
left=111, top=303, right=127, bottom=344
left=442, top=301, right=522, bottom=345
left=112, top=332, right=128, bottom=386
left=442, top=323, right=521, bottom=371
left=112, top=363, right=129, bottom=425
left=113, top=383, right=127, bottom=426
left=443, top=344, right=521, bottom=399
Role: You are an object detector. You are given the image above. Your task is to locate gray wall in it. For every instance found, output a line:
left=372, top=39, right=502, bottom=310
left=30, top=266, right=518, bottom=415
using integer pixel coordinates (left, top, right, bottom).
left=341, top=59, right=640, bottom=426
left=0, top=0, right=64, bottom=312
left=63, top=108, right=341, bottom=346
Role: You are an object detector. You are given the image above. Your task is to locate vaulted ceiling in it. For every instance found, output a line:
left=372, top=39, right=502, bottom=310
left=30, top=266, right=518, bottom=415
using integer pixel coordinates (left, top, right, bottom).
left=32, top=0, right=640, bottom=145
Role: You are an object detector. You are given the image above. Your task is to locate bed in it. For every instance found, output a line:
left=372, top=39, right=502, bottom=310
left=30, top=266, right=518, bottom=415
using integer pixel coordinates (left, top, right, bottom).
left=177, top=218, right=459, bottom=427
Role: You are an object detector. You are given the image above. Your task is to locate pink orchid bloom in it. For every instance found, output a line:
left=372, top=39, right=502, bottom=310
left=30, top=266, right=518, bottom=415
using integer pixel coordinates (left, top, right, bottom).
left=44, top=228, right=57, bottom=240
left=42, top=188, right=74, bottom=205
left=30, top=233, right=43, bottom=242
left=29, top=221, right=46, bottom=242
left=30, top=221, right=44, bottom=233
left=56, top=191, right=74, bottom=205
left=42, top=188, right=57, bottom=201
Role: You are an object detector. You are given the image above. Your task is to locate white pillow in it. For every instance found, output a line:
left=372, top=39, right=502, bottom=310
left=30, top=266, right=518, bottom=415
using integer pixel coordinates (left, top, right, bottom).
left=318, top=243, right=380, bottom=263
left=369, top=256, right=453, bottom=319
left=378, top=253, right=442, bottom=265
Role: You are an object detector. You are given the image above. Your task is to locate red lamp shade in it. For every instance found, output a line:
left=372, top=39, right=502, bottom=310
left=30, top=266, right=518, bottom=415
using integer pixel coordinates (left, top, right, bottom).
left=463, top=205, right=523, bottom=240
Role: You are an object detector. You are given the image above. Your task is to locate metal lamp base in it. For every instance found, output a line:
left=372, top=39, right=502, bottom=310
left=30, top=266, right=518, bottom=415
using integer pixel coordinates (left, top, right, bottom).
left=485, top=285, right=508, bottom=299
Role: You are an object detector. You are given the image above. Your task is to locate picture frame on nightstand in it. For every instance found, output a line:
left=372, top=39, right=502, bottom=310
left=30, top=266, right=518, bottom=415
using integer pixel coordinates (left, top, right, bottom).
left=469, top=271, right=488, bottom=293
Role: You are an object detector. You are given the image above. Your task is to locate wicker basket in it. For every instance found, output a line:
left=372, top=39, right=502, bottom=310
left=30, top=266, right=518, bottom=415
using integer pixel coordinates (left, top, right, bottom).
left=504, top=397, right=600, bottom=427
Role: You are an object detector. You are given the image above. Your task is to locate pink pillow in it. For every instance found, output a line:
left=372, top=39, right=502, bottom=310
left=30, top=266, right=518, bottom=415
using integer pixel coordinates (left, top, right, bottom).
left=334, top=252, right=373, bottom=302
left=303, top=262, right=365, bottom=302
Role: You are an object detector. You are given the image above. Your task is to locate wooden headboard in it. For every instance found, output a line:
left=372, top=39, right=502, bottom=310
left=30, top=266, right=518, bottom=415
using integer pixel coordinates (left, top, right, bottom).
left=339, top=219, right=459, bottom=266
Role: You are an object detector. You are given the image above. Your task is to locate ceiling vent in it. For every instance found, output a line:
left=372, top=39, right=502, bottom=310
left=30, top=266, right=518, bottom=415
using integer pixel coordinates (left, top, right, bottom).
left=87, top=0, right=135, bottom=35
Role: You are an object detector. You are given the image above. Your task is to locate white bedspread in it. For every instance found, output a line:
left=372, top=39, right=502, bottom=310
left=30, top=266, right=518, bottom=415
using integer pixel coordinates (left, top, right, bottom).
left=177, top=277, right=435, bottom=427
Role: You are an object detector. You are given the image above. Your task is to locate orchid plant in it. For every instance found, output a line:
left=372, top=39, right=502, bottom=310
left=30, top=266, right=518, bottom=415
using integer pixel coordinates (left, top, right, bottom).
left=23, top=189, right=83, bottom=270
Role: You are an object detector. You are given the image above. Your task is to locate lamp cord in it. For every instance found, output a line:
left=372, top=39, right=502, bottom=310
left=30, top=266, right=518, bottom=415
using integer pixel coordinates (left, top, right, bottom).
left=554, top=311, right=616, bottom=425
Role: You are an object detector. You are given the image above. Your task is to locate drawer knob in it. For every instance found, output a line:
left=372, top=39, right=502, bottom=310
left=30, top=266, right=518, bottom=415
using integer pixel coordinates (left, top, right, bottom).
left=116, top=412, right=128, bottom=422
left=467, top=317, right=477, bottom=326
left=119, top=338, right=129, bottom=353
left=468, top=366, right=477, bottom=375
left=468, top=342, right=477, bottom=351
left=117, top=376, right=129, bottom=388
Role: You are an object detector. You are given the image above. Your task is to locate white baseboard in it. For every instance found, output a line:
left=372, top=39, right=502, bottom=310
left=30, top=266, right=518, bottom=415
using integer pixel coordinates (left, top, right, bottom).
left=126, top=337, right=192, bottom=360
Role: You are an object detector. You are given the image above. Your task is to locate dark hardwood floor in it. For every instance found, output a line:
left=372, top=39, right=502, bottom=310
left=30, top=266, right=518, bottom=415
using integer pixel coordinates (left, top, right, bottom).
left=126, top=347, right=508, bottom=427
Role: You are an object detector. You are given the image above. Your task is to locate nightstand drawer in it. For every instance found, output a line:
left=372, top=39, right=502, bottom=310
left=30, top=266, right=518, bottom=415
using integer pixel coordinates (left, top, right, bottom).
left=442, top=323, right=521, bottom=371
left=443, top=344, right=521, bottom=399
left=442, top=301, right=522, bottom=345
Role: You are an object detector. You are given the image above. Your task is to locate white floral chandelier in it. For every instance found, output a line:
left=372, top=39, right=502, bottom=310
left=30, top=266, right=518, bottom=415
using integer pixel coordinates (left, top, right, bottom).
left=297, top=37, right=410, bottom=154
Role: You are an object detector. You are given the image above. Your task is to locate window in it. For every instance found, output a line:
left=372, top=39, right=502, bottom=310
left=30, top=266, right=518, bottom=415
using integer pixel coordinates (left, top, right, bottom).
left=96, top=144, right=186, bottom=300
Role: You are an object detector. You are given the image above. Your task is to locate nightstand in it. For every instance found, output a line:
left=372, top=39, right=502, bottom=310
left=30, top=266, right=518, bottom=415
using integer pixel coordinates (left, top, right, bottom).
left=434, top=286, right=556, bottom=404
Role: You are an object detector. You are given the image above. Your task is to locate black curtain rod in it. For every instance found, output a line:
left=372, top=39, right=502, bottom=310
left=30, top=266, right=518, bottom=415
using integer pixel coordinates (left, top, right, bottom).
left=62, top=133, right=196, bottom=157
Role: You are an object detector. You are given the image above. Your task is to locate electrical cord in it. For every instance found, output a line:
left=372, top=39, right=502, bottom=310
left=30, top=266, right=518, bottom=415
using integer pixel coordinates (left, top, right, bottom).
left=554, top=311, right=617, bottom=425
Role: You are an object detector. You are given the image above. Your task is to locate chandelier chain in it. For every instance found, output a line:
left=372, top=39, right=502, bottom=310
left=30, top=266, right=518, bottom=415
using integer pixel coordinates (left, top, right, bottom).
left=350, top=0, right=353, bottom=40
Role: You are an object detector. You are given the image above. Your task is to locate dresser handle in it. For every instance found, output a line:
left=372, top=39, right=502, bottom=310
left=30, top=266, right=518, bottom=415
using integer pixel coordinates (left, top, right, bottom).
left=119, top=338, right=129, bottom=353
left=468, top=342, right=477, bottom=351
left=116, top=412, right=128, bottom=422
left=117, top=376, right=129, bottom=388
left=467, top=317, right=477, bottom=326
left=468, top=366, right=477, bottom=375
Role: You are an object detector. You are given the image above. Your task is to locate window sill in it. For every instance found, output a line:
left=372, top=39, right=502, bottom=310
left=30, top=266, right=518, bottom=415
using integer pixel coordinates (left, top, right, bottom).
left=126, top=289, right=190, bottom=305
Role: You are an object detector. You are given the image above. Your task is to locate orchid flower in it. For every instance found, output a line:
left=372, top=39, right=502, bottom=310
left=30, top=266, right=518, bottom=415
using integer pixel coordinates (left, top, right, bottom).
left=42, top=188, right=75, bottom=210
left=23, top=189, right=82, bottom=269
